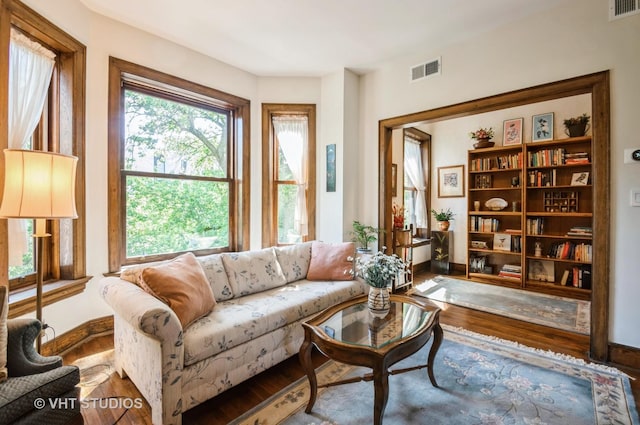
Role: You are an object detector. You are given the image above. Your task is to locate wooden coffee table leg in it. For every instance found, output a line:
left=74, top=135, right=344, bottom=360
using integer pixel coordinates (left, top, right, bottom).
left=427, top=321, right=443, bottom=387
left=373, top=366, right=389, bottom=425
left=298, top=339, right=318, bottom=413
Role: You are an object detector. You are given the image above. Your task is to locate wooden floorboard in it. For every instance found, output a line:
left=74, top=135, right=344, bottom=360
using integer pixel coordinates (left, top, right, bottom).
left=64, top=270, right=639, bottom=424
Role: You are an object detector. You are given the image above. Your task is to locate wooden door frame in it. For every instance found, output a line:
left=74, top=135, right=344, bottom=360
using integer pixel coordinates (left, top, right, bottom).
left=378, top=71, right=610, bottom=362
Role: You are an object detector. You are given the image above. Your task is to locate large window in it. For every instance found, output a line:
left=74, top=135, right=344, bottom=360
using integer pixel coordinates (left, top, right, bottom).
left=1, top=0, right=87, bottom=301
left=262, top=104, right=316, bottom=246
left=108, top=58, right=250, bottom=271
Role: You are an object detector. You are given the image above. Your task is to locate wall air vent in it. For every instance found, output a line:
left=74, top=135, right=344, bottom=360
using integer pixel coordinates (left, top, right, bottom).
left=609, top=0, right=640, bottom=20
left=410, top=57, right=441, bottom=82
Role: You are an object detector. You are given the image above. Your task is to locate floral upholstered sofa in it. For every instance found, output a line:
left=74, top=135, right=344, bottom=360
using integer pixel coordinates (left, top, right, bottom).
left=99, top=241, right=363, bottom=425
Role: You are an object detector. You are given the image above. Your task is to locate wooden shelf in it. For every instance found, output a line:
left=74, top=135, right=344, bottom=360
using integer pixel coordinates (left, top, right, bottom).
left=467, top=135, right=593, bottom=299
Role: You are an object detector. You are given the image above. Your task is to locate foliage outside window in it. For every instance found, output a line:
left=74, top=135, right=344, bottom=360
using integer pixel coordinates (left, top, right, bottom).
left=123, top=89, right=231, bottom=257
left=108, top=58, right=250, bottom=270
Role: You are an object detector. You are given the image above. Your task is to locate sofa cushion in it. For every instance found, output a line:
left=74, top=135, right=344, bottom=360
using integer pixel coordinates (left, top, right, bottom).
left=306, top=241, right=355, bottom=281
left=274, top=241, right=313, bottom=283
left=140, top=252, right=216, bottom=328
left=196, top=253, right=234, bottom=301
left=182, top=279, right=365, bottom=366
left=221, top=248, right=287, bottom=297
left=0, top=286, right=7, bottom=383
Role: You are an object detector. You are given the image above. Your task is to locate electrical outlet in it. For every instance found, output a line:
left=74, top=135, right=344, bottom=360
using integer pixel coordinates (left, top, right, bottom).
left=624, top=148, right=640, bottom=164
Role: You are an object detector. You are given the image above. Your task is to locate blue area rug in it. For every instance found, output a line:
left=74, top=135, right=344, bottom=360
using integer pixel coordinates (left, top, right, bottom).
left=231, top=326, right=637, bottom=425
left=412, top=275, right=590, bottom=334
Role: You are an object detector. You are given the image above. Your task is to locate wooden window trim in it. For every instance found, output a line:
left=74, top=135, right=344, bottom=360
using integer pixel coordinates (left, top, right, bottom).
left=403, top=128, right=431, bottom=239
left=1, top=0, right=87, bottom=310
left=106, top=57, right=250, bottom=272
left=261, top=104, right=316, bottom=247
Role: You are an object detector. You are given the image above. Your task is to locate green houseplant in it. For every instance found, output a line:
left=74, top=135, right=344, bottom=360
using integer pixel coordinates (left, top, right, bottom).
left=350, top=220, right=383, bottom=253
left=563, top=113, right=590, bottom=137
left=431, top=208, right=454, bottom=231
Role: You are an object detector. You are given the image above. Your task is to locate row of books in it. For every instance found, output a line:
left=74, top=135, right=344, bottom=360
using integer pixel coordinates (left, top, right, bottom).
left=527, top=149, right=591, bottom=167
left=527, top=169, right=557, bottom=187
left=470, top=217, right=500, bottom=232
left=565, top=152, right=589, bottom=164
left=527, top=148, right=565, bottom=167
left=560, top=266, right=592, bottom=289
left=566, top=226, right=592, bottom=237
left=470, top=152, right=523, bottom=171
left=526, top=218, right=544, bottom=235
left=498, top=264, right=522, bottom=279
left=547, top=241, right=592, bottom=262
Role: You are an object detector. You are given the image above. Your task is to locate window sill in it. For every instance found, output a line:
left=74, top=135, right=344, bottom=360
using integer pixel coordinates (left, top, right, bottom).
left=8, top=277, right=91, bottom=319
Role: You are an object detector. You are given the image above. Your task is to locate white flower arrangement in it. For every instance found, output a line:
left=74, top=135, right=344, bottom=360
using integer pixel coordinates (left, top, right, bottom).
left=350, top=249, right=406, bottom=288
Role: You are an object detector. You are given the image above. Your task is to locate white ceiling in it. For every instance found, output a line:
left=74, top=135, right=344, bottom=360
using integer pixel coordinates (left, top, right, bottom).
left=79, top=0, right=569, bottom=77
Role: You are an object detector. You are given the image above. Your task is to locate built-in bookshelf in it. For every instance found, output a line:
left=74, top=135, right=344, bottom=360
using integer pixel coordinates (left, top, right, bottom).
left=467, top=136, right=592, bottom=299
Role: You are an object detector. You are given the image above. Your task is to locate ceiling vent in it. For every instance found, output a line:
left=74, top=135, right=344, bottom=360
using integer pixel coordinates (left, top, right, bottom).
left=410, top=57, right=441, bottom=82
left=609, top=0, right=640, bottom=20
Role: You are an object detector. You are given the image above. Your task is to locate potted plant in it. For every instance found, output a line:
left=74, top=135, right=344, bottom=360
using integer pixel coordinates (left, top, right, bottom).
left=350, top=220, right=383, bottom=253
left=431, top=208, right=454, bottom=231
left=563, top=113, right=590, bottom=137
left=469, top=127, right=495, bottom=149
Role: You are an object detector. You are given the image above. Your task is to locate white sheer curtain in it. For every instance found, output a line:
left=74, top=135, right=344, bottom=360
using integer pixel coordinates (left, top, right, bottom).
left=272, top=116, right=309, bottom=237
left=7, top=29, right=55, bottom=266
left=404, top=138, right=427, bottom=228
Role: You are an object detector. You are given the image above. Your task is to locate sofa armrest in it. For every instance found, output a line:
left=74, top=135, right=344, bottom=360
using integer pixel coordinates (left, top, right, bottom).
left=100, top=277, right=183, bottom=345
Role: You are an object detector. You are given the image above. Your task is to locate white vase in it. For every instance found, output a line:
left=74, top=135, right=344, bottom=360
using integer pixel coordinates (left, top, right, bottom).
left=367, top=286, right=391, bottom=317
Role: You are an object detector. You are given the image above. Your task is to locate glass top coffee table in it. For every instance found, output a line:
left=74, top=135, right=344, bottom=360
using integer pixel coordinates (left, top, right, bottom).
left=299, top=294, right=442, bottom=425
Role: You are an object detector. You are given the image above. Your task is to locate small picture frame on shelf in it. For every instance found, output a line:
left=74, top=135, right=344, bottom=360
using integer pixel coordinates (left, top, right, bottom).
left=528, top=259, right=555, bottom=282
left=503, top=118, right=523, bottom=146
left=437, top=164, right=465, bottom=198
left=532, top=112, right=554, bottom=142
left=571, top=171, right=589, bottom=186
left=469, top=255, right=488, bottom=273
left=493, top=233, right=511, bottom=252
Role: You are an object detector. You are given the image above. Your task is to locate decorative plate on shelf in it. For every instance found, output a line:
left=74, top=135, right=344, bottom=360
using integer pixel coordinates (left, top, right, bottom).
left=485, top=198, right=508, bottom=211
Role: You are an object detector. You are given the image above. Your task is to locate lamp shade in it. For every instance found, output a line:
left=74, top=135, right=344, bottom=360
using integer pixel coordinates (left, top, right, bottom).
left=0, top=149, right=78, bottom=219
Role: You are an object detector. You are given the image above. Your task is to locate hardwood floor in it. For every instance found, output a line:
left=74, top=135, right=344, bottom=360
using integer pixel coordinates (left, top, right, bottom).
left=63, top=271, right=640, bottom=424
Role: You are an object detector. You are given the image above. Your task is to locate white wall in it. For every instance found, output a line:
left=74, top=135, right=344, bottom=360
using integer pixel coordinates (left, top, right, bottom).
left=359, top=0, right=640, bottom=348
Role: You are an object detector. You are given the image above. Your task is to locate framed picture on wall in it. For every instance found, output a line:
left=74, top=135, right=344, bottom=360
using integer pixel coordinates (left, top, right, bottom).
left=503, top=117, right=524, bottom=146
left=532, top=112, right=554, bottom=142
left=437, top=164, right=465, bottom=198
left=326, top=144, right=336, bottom=192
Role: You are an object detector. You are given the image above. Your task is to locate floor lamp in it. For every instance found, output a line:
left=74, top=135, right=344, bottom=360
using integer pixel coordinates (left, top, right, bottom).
left=0, top=149, right=78, bottom=352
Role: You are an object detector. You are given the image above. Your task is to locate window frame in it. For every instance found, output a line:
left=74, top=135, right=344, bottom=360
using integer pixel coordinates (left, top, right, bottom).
left=261, top=104, right=316, bottom=247
left=403, top=128, right=431, bottom=239
left=1, top=0, right=87, bottom=299
left=107, top=57, right=250, bottom=272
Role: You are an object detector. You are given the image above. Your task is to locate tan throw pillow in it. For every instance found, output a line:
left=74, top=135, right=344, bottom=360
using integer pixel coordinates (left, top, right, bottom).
left=140, top=252, right=216, bottom=328
left=306, top=241, right=355, bottom=281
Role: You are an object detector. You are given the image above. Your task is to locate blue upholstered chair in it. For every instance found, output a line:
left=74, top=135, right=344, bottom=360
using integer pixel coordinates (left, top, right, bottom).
left=0, top=286, right=82, bottom=424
